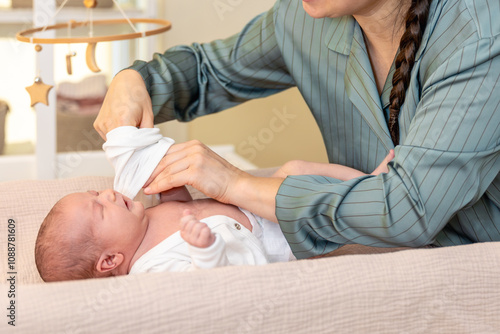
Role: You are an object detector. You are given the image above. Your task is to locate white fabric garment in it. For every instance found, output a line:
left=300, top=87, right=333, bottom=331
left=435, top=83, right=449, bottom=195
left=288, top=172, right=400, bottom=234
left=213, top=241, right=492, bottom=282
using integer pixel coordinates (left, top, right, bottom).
left=129, top=214, right=271, bottom=273
left=102, top=126, right=174, bottom=199
left=239, top=208, right=296, bottom=263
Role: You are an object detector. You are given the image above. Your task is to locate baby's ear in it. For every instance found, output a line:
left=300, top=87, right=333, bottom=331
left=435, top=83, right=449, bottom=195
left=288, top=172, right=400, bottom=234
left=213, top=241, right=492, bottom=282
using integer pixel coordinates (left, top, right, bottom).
left=96, top=253, right=124, bottom=273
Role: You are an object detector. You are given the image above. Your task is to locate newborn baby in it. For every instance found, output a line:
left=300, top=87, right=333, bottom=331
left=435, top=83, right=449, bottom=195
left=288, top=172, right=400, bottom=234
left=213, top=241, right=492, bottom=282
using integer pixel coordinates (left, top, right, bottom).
left=35, top=188, right=293, bottom=282
left=36, top=121, right=394, bottom=283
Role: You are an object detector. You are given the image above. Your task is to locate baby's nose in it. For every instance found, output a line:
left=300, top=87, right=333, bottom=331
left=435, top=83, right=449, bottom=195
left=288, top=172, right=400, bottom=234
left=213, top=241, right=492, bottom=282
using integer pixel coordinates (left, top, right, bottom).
left=100, top=189, right=116, bottom=202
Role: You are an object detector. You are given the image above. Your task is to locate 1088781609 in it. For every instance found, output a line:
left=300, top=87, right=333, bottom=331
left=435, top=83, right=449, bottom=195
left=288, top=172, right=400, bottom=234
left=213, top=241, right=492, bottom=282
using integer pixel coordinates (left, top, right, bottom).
left=6, top=218, right=16, bottom=327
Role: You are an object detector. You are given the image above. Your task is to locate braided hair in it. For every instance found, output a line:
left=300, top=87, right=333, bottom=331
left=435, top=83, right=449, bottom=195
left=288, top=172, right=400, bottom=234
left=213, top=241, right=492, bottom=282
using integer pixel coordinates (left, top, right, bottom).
left=388, top=0, right=431, bottom=145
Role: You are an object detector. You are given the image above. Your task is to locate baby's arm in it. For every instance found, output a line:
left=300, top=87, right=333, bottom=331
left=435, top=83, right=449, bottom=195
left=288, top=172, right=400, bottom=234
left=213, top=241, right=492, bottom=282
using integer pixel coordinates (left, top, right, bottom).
left=273, top=150, right=395, bottom=180
left=180, top=210, right=231, bottom=269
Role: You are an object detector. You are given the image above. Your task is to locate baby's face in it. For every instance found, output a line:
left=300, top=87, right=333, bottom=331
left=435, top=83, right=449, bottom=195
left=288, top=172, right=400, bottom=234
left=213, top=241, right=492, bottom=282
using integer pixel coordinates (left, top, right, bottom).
left=61, top=189, right=148, bottom=254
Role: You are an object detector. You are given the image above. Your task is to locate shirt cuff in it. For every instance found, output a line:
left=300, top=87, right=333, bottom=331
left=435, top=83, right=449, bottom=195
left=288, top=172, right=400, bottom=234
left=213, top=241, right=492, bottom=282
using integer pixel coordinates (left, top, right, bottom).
left=188, top=234, right=229, bottom=269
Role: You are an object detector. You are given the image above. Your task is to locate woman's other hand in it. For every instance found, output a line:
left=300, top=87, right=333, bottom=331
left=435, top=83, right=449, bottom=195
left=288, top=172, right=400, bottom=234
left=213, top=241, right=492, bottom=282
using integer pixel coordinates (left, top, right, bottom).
left=370, top=149, right=395, bottom=176
left=143, top=140, right=246, bottom=204
left=94, top=69, right=154, bottom=140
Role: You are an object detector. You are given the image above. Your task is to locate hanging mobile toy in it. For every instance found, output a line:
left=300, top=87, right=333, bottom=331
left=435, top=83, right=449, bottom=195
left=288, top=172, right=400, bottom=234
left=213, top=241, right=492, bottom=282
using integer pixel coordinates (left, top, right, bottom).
left=25, top=44, right=54, bottom=107
left=66, top=20, right=77, bottom=75
left=17, top=0, right=171, bottom=106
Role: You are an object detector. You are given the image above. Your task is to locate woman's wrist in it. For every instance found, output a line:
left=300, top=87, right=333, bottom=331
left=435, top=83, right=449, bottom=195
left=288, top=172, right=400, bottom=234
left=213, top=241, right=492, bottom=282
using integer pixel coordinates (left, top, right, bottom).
left=115, top=68, right=143, bottom=80
left=229, top=173, right=283, bottom=223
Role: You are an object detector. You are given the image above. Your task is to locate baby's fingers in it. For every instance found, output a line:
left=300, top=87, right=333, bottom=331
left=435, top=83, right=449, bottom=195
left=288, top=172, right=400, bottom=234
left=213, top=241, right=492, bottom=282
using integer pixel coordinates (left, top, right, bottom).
left=181, top=220, right=215, bottom=248
left=180, top=211, right=197, bottom=233
left=196, top=226, right=216, bottom=248
left=180, top=209, right=216, bottom=248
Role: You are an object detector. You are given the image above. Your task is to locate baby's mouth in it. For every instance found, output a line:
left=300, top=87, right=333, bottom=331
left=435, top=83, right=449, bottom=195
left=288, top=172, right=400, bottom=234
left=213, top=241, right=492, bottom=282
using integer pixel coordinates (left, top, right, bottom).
left=124, top=198, right=131, bottom=210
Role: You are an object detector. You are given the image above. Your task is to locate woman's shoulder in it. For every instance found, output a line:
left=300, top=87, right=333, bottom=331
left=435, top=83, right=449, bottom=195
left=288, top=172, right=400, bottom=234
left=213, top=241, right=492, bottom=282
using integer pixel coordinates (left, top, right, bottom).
left=428, top=0, right=499, bottom=43
left=460, top=0, right=500, bottom=39
left=419, top=0, right=498, bottom=81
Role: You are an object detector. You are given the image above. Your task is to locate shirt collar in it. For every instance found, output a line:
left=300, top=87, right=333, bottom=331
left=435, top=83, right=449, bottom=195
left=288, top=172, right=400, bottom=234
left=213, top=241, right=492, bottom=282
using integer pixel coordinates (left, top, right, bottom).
left=324, top=15, right=356, bottom=56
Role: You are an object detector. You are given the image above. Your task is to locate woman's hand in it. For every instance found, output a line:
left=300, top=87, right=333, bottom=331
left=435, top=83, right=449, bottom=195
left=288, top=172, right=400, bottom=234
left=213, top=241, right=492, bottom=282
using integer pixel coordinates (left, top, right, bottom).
left=143, top=140, right=246, bottom=204
left=144, top=140, right=284, bottom=222
left=94, top=69, right=154, bottom=140
left=370, top=149, right=395, bottom=175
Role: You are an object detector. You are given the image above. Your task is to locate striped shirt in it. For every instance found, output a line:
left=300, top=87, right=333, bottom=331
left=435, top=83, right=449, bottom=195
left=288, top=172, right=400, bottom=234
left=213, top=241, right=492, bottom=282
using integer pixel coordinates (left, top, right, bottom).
left=130, top=0, right=500, bottom=259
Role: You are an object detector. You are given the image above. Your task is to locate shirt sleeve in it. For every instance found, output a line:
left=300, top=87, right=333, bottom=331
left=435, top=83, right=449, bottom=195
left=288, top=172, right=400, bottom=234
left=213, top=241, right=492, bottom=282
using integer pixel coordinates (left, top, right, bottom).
left=187, top=234, right=230, bottom=269
left=276, top=36, right=500, bottom=259
left=128, top=2, right=295, bottom=124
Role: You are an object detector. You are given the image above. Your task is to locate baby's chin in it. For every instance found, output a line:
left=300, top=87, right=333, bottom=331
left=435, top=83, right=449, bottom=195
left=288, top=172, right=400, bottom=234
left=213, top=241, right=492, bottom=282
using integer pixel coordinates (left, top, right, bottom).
left=133, top=201, right=146, bottom=217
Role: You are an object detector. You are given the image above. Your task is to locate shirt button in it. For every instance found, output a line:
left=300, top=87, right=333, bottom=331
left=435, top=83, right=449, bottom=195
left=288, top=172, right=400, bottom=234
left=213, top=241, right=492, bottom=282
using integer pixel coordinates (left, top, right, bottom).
left=234, top=223, right=241, bottom=230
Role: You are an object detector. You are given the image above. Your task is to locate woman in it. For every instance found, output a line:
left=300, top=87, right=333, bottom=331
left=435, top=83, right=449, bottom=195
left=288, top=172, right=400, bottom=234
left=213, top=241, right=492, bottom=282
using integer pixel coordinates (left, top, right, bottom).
left=95, top=0, right=500, bottom=259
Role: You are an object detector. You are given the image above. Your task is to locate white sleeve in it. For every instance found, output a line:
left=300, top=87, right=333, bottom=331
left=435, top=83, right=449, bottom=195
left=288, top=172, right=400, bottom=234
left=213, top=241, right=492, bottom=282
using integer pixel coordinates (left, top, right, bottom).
left=187, top=234, right=230, bottom=269
left=102, top=126, right=175, bottom=199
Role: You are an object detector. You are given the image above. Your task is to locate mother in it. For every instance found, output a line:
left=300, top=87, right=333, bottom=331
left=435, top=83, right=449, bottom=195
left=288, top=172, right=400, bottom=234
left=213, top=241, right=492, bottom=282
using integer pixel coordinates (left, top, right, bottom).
left=95, top=0, right=500, bottom=259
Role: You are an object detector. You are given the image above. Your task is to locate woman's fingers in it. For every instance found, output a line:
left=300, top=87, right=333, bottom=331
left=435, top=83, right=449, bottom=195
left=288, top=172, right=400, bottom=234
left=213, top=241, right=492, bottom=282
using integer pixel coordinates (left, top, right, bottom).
left=371, top=149, right=395, bottom=175
left=138, top=105, right=155, bottom=129
left=94, top=69, right=154, bottom=139
left=143, top=141, right=242, bottom=203
left=146, top=167, right=192, bottom=196
left=143, top=142, right=193, bottom=187
left=146, top=161, right=231, bottom=201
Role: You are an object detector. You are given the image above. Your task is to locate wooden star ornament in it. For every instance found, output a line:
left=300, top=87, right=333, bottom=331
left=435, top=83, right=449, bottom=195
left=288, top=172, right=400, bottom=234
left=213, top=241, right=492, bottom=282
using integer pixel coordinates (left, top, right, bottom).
left=25, top=77, right=53, bottom=107
left=84, top=0, right=98, bottom=8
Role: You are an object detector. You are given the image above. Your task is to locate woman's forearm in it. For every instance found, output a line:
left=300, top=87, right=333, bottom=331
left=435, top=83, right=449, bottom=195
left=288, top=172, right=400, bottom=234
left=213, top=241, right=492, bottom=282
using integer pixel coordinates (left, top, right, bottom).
left=228, top=173, right=283, bottom=223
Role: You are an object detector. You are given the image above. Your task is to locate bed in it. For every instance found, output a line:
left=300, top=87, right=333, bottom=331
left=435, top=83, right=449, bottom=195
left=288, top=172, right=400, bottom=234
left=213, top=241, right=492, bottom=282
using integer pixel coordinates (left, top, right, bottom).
left=1, top=172, right=499, bottom=333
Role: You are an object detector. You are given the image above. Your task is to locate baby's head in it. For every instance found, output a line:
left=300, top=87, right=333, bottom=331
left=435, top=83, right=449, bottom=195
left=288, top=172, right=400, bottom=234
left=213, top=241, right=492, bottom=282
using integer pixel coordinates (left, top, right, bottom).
left=35, top=189, right=148, bottom=282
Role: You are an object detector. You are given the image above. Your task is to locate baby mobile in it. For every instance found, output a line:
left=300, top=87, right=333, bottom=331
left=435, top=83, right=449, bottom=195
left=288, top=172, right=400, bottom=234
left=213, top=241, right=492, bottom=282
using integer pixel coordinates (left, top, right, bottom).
left=16, top=0, right=171, bottom=107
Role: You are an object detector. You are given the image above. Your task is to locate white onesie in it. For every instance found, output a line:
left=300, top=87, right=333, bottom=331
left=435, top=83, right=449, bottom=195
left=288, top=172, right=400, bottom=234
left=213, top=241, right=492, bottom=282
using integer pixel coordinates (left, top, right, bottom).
left=129, top=210, right=295, bottom=273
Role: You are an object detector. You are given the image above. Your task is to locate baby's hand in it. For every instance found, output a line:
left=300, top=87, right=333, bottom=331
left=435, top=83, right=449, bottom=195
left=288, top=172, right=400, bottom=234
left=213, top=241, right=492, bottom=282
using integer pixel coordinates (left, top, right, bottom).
left=180, top=209, right=216, bottom=248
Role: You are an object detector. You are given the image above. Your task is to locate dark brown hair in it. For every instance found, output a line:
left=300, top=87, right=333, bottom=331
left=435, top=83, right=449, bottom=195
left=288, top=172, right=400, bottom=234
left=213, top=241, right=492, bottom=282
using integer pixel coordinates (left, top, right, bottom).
left=388, top=0, right=431, bottom=145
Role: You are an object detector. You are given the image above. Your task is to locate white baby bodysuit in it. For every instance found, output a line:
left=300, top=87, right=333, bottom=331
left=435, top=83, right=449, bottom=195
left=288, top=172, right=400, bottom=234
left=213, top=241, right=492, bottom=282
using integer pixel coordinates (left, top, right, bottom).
left=102, top=126, right=174, bottom=199
left=129, top=214, right=271, bottom=273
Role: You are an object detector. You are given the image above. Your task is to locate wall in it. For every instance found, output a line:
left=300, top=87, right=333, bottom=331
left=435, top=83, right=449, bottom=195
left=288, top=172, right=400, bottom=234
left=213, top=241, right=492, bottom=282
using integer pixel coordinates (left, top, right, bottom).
left=157, top=0, right=328, bottom=168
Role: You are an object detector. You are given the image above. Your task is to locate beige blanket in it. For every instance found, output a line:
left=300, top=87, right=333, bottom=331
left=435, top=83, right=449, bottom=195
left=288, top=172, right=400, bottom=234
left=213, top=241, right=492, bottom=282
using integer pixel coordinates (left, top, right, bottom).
left=1, top=175, right=499, bottom=333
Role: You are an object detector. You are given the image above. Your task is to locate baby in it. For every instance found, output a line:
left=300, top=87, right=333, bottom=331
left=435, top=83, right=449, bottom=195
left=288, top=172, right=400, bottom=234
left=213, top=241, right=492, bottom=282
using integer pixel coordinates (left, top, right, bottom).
left=35, top=186, right=293, bottom=282
left=35, top=150, right=395, bottom=282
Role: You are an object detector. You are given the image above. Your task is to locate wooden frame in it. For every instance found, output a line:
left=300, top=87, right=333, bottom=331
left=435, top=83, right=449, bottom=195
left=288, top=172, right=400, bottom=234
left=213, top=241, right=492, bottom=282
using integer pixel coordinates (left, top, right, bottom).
left=16, top=18, right=171, bottom=44
left=17, top=18, right=171, bottom=72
